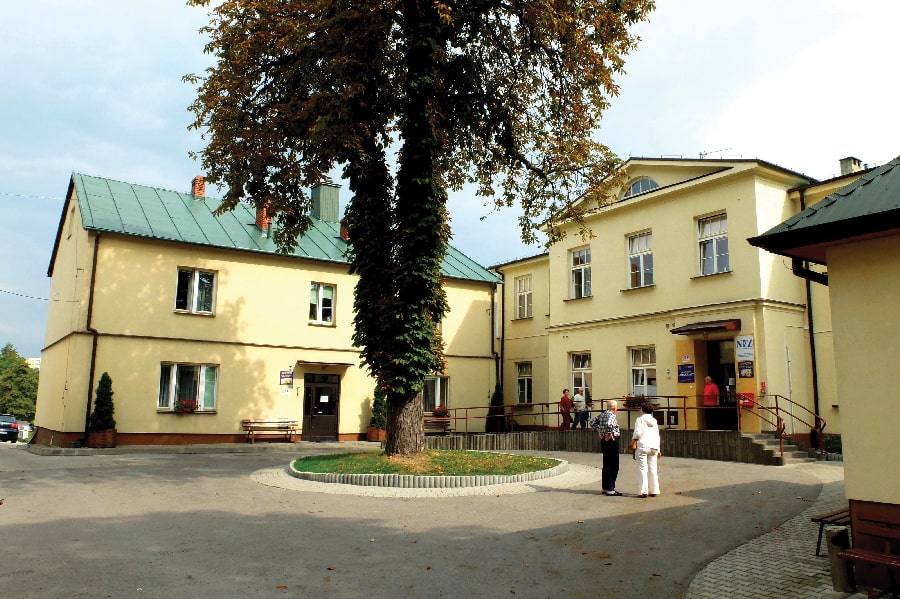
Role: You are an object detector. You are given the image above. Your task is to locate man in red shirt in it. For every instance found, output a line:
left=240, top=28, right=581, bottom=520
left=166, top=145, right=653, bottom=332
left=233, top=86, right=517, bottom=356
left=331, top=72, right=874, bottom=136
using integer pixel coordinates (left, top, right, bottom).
left=703, top=376, right=720, bottom=406
left=703, top=375, right=720, bottom=430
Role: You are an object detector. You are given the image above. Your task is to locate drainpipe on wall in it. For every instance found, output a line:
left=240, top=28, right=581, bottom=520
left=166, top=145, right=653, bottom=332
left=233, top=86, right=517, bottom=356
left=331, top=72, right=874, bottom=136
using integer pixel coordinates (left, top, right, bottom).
left=797, top=189, right=822, bottom=418
left=496, top=272, right=507, bottom=392
left=82, top=233, right=101, bottom=444
left=491, top=281, right=501, bottom=384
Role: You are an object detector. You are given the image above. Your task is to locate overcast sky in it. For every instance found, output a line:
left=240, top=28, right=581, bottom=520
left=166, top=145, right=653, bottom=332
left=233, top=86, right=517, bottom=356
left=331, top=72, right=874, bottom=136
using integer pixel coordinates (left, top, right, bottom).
left=1, top=0, right=898, bottom=358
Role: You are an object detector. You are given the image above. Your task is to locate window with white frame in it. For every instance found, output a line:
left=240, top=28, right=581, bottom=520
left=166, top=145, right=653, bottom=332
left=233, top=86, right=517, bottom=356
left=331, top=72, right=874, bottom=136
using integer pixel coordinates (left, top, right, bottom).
left=570, top=247, right=591, bottom=299
left=158, top=363, right=218, bottom=412
left=309, top=283, right=335, bottom=323
left=422, top=376, right=449, bottom=411
left=698, top=214, right=729, bottom=275
left=630, top=347, right=657, bottom=397
left=175, top=268, right=216, bottom=314
left=515, top=276, right=532, bottom=318
left=628, top=232, right=653, bottom=288
left=571, top=353, right=592, bottom=399
left=623, top=177, right=659, bottom=199
left=516, top=362, right=533, bottom=404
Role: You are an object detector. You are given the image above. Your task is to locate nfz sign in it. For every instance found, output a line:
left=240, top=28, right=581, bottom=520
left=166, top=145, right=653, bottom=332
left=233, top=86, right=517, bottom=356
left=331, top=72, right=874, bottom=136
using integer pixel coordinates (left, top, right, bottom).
left=735, top=335, right=754, bottom=361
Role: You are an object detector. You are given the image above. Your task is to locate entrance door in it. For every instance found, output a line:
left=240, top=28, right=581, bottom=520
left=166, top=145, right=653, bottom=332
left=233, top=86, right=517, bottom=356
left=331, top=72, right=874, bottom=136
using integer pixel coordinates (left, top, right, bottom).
left=706, top=339, right=737, bottom=430
left=302, top=373, right=340, bottom=441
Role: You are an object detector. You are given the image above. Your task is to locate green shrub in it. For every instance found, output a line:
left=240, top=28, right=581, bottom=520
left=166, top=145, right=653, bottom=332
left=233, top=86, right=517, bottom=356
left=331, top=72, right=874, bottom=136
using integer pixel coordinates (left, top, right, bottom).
left=89, top=372, right=116, bottom=431
left=485, top=382, right=508, bottom=433
left=369, top=386, right=388, bottom=429
left=823, top=433, right=842, bottom=454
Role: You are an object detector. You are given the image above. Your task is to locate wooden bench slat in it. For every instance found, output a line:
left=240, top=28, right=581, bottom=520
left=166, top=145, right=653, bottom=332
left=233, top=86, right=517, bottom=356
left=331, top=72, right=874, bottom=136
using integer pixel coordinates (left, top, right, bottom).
left=811, top=507, right=851, bottom=556
left=812, top=507, right=851, bottom=524
left=839, top=548, right=900, bottom=569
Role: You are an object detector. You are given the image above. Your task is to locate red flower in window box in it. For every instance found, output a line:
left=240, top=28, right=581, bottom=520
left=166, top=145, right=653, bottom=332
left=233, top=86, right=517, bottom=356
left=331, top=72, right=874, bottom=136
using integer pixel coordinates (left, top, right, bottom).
left=431, top=405, right=449, bottom=418
left=174, top=398, right=198, bottom=414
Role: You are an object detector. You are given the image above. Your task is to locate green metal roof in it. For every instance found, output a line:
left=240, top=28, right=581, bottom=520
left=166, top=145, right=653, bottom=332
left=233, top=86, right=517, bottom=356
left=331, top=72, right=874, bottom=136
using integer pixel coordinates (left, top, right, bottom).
left=63, top=172, right=500, bottom=284
left=748, top=156, right=900, bottom=264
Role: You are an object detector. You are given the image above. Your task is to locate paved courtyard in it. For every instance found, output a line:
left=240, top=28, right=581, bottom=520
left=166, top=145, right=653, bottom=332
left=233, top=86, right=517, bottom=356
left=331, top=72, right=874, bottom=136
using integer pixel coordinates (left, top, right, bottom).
left=0, top=442, right=863, bottom=598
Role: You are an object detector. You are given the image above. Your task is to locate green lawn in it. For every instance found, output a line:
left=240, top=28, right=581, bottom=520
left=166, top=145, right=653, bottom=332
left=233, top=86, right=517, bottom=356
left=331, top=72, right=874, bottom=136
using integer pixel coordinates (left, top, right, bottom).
left=293, top=449, right=559, bottom=476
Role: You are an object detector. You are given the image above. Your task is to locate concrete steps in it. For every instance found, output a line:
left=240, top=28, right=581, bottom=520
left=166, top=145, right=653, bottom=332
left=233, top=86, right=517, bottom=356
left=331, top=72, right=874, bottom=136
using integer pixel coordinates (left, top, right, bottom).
left=742, top=432, right=818, bottom=465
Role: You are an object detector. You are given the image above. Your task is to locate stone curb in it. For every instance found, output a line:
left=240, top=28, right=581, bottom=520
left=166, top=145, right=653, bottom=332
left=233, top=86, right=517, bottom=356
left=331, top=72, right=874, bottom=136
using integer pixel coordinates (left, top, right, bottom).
left=288, top=457, right=569, bottom=488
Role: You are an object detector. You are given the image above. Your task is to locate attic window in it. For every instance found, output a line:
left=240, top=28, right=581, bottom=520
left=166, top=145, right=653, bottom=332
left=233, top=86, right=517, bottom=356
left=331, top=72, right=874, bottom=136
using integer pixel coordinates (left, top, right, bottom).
left=623, top=177, right=659, bottom=199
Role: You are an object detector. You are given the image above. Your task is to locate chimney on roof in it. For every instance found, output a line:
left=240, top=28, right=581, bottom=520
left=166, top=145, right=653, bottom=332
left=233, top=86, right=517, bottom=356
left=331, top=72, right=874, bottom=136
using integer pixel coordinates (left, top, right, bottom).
left=839, top=157, right=863, bottom=176
left=255, top=201, right=274, bottom=232
left=340, top=217, right=349, bottom=242
left=191, top=175, right=206, bottom=197
left=311, top=182, right=341, bottom=223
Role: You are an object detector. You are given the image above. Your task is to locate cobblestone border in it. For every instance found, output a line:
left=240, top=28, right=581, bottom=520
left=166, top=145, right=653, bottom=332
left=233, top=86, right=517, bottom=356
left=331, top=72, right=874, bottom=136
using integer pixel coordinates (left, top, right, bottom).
left=288, top=457, right=568, bottom=488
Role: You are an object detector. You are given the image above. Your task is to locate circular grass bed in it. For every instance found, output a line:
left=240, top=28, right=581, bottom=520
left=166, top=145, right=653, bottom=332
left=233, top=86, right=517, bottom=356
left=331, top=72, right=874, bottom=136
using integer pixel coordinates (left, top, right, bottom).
left=293, top=449, right=560, bottom=477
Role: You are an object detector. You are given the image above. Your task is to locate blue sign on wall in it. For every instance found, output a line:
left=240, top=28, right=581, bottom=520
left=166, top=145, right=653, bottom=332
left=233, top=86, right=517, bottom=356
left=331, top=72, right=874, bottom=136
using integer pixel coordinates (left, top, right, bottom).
left=678, top=364, right=695, bottom=383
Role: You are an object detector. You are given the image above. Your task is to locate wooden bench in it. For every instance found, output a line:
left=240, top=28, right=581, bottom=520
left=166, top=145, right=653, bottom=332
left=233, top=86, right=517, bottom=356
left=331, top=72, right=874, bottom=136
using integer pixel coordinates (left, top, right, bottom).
left=839, top=501, right=900, bottom=598
left=424, top=416, right=451, bottom=435
left=811, top=506, right=851, bottom=556
left=240, top=418, right=299, bottom=443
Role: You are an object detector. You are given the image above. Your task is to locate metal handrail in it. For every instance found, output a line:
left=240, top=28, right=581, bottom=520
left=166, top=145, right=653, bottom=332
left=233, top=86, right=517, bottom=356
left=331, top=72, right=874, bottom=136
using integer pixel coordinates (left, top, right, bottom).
left=434, top=392, right=826, bottom=454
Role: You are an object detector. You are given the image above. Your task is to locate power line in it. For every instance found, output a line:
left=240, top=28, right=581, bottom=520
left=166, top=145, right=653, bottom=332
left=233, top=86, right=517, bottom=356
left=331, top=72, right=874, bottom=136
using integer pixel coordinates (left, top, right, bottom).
left=0, top=191, right=64, bottom=201
left=0, top=288, right=49, bottom=302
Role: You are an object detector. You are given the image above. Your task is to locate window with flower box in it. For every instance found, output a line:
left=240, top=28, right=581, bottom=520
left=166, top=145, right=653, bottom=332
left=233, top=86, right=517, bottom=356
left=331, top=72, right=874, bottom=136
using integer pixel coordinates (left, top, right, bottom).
left=158, top=363, right=218, bottom=413
left=422, top=376, right=449, bottom=412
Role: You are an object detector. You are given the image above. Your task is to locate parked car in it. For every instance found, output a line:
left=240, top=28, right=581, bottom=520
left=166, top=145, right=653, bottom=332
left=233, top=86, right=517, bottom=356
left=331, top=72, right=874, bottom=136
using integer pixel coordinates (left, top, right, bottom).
left=0, top=414, right=19, bottom=443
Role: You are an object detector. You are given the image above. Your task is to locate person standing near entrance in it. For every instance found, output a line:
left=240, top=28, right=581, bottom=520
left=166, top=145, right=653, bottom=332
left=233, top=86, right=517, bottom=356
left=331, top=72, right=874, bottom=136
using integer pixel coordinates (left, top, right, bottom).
left=631, top=403, right=661, bottom=498
left=591, top=399, right=622, bottom=495
left=559, top=389, right=573, bottom=431
left=703, top=375, right=720, bottom=429
left=572, top=388, right=588, bottom=429
left=703, top=376, right=720, bottom=406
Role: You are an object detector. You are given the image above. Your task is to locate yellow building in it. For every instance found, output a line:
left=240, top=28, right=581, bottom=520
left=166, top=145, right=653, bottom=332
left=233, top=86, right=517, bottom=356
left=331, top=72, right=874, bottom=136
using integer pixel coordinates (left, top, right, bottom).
left=496, top=157, right=867, bottom=442
left=34, top=173, right=499, bottom=446
left=749, top=155, right=900, bottom=595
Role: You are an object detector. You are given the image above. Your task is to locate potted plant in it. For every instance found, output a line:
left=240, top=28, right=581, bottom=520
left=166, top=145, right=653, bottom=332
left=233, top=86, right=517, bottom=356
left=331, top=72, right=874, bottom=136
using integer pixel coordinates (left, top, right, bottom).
left=87, top=372, right=117, bottom=448
left=367, top=386, right=388, bottom=441
left=174, top=398, right=199, bottom=414
left=431, top=405, right=449, bottom=418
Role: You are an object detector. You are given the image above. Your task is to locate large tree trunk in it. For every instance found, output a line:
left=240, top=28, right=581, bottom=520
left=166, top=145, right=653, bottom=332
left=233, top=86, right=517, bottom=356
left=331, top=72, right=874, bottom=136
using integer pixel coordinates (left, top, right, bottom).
left=385, top=392, right=425, bottom=455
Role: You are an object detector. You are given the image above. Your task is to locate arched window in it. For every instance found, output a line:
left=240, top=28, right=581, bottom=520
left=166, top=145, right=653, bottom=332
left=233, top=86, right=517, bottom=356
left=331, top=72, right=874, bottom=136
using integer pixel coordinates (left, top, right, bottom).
left=623, top=177, right=659, bottom=199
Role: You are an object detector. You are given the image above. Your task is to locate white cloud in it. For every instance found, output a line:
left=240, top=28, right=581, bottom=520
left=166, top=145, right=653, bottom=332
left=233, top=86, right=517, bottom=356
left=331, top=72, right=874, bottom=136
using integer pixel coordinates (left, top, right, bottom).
left=698, top=1, right=900, bottom=177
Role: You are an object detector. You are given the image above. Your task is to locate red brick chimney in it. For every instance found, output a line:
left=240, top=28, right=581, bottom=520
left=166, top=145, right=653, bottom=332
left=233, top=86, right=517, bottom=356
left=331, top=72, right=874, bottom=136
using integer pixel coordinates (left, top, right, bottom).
left=256, top=201, right=273, bottom=231
left=191, top=175, right=206, bottom=197
left=340, top=217, right=349, bottom=242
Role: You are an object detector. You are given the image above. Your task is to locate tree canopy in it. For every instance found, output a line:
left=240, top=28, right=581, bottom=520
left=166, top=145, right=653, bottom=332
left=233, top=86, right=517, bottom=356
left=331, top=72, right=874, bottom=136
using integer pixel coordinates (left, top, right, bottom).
left=0, top=343, right=38, bottom=420
left=186, top=0, right=654, bottom=454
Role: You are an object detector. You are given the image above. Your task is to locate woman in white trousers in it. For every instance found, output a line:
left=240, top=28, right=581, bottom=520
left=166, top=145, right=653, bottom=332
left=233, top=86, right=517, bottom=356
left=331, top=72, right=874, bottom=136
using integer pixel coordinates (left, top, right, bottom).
left=631, top=403, right=661, bottom=498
